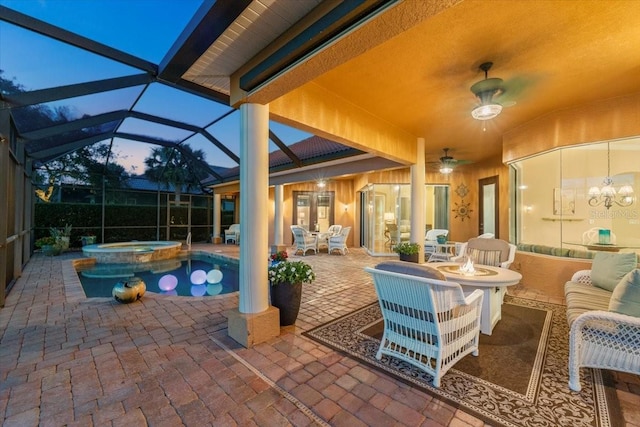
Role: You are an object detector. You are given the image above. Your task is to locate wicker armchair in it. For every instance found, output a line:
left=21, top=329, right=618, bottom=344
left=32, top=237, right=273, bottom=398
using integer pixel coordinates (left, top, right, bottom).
left=224, top=224, right=240, bottom=244
left=328, top=226, right=351, bottom=255
left=365, top=262, right=484, bottom=387
left=566, top=269, right=640, bottom=391
left=290, top=225, right=317, bottom=256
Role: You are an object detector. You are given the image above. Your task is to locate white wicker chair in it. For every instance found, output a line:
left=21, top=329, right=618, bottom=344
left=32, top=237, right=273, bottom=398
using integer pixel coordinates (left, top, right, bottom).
left=290, top=225, right=317, bottom=256
left=424, top=229, right=449, bottom=258
left=317, top=224, right=342, bottom=251
left=224, top=224, right=240, bottom=244
left=567, top=269, right=640, bottom=391
left=328, top=226, right=351, bottom=255
left=365, top=262, right=484, bottom=387
left=451, top=238, right=517, bottom=269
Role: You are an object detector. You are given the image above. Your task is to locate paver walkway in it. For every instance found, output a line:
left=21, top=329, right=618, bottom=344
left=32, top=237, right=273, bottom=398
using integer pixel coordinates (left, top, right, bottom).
left=1, top=244, right=638, bottom=426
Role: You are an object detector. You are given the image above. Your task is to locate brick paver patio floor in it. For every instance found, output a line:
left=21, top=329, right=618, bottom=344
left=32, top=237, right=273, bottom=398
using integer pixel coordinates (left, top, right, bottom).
left=1, top=244, right=638, bottom=426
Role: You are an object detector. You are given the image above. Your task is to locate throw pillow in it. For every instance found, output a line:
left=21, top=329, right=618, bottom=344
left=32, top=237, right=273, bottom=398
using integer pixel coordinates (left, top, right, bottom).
left=591, top=252, right=637, bottom=292
left=609, top=269, right=640, bottom=317
left=469, top=248, right=503, bottom=267
left=375, top=261, right=445, bottom=281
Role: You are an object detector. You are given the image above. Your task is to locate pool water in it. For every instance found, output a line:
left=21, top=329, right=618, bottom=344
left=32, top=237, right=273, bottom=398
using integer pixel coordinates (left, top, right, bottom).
left=77, top=253, right=239, bottom=297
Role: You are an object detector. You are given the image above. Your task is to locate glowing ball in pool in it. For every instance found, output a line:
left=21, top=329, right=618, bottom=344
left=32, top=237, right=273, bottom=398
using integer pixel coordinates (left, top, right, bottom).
left=190, top=269, right=207, bottom=285
left=158, top=274, right=178, bottom=291
left=191, top=284, right=207, bottom=297
left=206, top=283, right=223, bottom=296
left=206, top=269, right=223, bottom=284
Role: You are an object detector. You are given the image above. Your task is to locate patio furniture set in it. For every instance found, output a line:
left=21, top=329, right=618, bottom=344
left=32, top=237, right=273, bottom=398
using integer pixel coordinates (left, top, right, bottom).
left=291, top=224, right=351, bottom=256
left=367, top=237, right=640, bottom=391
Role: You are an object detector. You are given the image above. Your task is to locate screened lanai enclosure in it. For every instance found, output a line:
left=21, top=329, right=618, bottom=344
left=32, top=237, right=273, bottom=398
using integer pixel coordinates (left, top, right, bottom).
left=0, top=1, right=387, bottom=304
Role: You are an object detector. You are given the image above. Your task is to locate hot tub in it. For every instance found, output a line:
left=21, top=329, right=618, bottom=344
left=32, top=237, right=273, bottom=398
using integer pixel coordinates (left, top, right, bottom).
left=82, top=241, right=183, bottom=264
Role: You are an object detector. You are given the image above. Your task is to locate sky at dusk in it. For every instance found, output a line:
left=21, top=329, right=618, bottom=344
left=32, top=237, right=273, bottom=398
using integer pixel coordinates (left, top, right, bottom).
left=1, top=0, right=312, bottom=173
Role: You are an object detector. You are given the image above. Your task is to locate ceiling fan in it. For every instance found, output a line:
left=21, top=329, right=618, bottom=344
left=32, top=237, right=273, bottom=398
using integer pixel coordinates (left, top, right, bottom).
left=428, top=148, right=472, bottom=174
left=469, top=61, right=518, bottom=121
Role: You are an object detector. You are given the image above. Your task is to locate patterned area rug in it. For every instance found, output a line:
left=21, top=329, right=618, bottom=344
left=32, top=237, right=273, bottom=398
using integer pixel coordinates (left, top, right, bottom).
left=304, top=296, right=622, bottom=427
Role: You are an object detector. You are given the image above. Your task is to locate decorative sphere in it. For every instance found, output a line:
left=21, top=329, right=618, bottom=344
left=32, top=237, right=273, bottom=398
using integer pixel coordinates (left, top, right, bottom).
left=158, top=274, right=178, bottom=291
left=190, top=284, right=207, bottom=297
left=206, top=269, right=223, bottom=284
left=206, top=283, right=223, bottom=296
left=190, top=269, right=207, bottom=285
left=112, top=277, right=146, bottom=303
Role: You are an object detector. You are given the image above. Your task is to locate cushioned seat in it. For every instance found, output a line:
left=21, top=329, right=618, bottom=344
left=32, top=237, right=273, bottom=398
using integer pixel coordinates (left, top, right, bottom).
left=451, top=237, right=516, bottom=269
left=365, top=261, right=484, bottom=387
left=565, top=252, right=640, bottom=391
left=564, top=281, right=612, bottom=325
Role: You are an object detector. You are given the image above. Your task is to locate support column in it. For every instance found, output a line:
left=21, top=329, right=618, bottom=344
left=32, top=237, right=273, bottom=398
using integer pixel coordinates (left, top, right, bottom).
left=411, top=137, right=426, bottom=263
left=227, top=103, right=279, bottom=347
left=271, top=184, right=286, bottom=254
left=213, top=193, right=221, bottom=243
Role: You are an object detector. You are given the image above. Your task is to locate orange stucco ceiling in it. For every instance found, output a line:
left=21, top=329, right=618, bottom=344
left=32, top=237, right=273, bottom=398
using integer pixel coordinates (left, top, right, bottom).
left=233, top=0, right=640, bottom=167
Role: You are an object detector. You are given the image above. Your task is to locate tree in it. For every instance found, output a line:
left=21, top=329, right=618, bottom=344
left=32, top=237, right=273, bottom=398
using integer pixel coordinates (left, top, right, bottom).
left=33, top=143, right=129, bottom=202
left=143, top=144, right=209, bottom=202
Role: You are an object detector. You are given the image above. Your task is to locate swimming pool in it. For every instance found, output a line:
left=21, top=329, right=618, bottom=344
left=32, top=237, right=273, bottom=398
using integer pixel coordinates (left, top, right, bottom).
left=76, top=253, right=239, bottom=297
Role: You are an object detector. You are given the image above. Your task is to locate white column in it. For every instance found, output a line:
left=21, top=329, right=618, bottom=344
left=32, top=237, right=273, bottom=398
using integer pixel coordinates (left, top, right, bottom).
left=213, top=193, right=221, bottom=243
left=274, top=184, right=284, bottom=245
left=239, top=103, right=269, bottom=313
left=411, top=137, right=426, bottom=262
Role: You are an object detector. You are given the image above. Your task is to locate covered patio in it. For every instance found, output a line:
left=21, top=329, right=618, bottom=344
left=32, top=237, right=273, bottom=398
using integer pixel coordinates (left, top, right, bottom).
left=2, top=1, right=640, bottom=425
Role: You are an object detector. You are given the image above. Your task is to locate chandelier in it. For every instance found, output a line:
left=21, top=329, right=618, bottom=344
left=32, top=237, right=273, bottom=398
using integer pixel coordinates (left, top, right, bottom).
left=587, top=143, right=634, bottom=209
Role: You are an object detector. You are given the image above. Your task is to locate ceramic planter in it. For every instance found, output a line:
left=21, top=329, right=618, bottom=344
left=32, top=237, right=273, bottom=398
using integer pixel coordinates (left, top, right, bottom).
left=81, top=236, right=96, bottom=246
left=112, top=277, right=146, bottom=303
left=399, top=253, right=420, bottom=263
left=41, top=244, right=62, bottom=256
left=270, top=281, right=302, bottom=326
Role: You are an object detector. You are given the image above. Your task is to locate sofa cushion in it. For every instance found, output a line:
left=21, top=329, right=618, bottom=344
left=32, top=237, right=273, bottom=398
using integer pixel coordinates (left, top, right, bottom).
left=466, top=238, right=511, bottom=263
left=375, top=261, right=445, bottom=281
left=564, top=280, right=612, bottom=325
left=591, top=252, right=637, bottom=292
left=609, top=269, right=640, bottom=317
left=468, top=248, right=502, bottom=267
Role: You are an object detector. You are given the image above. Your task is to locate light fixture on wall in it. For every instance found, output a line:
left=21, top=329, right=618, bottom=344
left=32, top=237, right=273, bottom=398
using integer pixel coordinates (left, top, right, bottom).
left=587, top=142, right=634, bottom=209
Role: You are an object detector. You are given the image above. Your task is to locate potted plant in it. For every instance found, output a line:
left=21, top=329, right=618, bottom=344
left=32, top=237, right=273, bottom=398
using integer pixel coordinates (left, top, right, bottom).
left=35, top=236, right=62, bottom=256
left=268, top=259, right=316, bottom=326
left=50, top=224, right=72, bottom=250
left=270, top=250, right=288, bottom=265
left=393, top=242, right=421, bottom=263
left=81, top=232, right=97, bottom=246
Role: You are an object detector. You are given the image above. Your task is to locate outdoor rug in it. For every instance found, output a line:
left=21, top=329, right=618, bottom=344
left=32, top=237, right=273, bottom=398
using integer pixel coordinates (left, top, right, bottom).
left=303, top=295, right=622, bottom=427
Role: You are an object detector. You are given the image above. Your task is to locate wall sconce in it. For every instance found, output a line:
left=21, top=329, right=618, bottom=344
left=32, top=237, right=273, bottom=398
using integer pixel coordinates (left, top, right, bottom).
left=343, top=204, right=348, bottom=212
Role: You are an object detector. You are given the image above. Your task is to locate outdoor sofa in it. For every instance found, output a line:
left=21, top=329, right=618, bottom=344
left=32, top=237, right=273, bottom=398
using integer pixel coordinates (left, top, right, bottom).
left=564, top=251, right=640, bottom=391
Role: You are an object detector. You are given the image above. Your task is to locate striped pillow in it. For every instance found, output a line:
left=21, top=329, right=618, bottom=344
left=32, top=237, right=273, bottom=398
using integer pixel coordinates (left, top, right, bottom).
left=469, top=248, right=503, bottom=266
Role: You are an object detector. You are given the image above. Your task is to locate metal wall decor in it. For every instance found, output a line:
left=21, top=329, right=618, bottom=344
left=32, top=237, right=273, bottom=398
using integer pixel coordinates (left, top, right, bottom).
left=452, top=184, right=472, bottom=221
